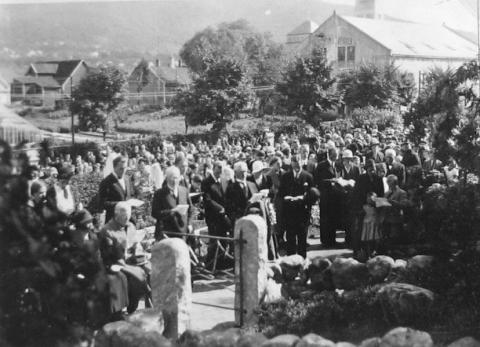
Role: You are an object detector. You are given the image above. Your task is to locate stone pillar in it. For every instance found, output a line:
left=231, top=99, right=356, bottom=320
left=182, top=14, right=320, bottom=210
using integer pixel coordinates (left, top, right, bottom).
left=151, top=238, right=191, bottom=339
left=234, top=215, right=268, bottom=327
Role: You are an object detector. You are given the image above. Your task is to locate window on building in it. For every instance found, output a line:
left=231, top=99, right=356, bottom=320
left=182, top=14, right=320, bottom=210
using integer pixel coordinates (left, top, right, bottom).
left=347, top=46, right=355, bottom=62
left=338, top=46, right=346, bottom=62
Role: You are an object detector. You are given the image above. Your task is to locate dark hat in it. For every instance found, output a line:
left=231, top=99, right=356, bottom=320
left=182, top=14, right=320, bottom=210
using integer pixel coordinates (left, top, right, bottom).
left=72, top=209, right=93, bottom=226
left=58, top=165, right=74, bottom=180
left=365, top=159, right=376, bottom=170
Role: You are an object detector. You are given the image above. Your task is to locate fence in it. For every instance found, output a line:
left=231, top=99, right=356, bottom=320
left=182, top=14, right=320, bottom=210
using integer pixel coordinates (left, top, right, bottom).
left=164, top=230, right=247, bottom=327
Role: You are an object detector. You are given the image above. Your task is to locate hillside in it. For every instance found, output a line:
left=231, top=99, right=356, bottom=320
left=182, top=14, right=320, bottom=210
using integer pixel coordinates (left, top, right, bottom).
left=0, top=0, right=353, bottom=75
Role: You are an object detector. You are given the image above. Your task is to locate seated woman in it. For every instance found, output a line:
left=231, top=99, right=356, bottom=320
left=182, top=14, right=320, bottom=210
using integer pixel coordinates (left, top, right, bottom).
left=99, top=202, right=151, bottom=315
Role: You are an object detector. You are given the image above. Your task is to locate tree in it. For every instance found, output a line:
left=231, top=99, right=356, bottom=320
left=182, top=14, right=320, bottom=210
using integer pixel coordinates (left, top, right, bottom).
left=276, top=49, right=339, bottom=124
left=70, top=66, right=127, bottom=131
left=173, top=58, right=254, bottom=135
left=338, top=62, right=416, bottom=109
left=180, top=20, right=284, bottom=86
left=405, top=62, right=480, bottom=178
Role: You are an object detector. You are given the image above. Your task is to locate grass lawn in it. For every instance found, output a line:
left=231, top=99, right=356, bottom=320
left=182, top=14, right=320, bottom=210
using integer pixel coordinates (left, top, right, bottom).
left=18, top=106, right=297, bottom=137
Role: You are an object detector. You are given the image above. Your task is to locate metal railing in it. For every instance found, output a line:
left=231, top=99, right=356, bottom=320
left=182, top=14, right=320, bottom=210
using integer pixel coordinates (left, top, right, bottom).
left=164, top=230, right=247, bottom=327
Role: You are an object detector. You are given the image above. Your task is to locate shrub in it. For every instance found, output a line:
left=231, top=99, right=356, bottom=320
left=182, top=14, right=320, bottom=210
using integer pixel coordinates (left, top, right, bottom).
left=257, top=286, right=386, bottom=341
left=422, top=183, right=480, bottom=250
left=349, top=106, right=402, bottom=130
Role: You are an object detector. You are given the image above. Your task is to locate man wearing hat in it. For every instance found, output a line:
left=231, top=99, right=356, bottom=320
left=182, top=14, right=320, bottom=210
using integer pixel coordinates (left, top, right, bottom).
left=248, top=160, right=272, bottom=192
left=367, top=138, right=384, bottom=163
left=46, top=165, right=76, bottom=216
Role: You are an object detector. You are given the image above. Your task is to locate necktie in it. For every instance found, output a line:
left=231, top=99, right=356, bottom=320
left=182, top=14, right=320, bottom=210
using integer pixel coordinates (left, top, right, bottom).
left=63, top=187, right=69, bottom=200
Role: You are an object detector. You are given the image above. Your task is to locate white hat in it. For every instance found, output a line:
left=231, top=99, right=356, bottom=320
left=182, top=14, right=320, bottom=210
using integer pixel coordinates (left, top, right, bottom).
left=342, top=149, right=354, bottom=159
left=252, top=160, right=265, bottom=174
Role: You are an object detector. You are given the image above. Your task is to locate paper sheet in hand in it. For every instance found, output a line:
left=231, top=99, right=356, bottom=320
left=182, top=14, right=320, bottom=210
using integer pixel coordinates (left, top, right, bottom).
left=336, top=178, right=355, bottom=187
left=373, top=197, right=391, bottom=208
left=249, top=192, right=265, bottom=204
left=126, top=198, right=144, bottom=208
left=172, top=204, right=189, bottom=215
left=189, top=192, right=201, bottom=198
left=127, top=228, right=147, bottom=248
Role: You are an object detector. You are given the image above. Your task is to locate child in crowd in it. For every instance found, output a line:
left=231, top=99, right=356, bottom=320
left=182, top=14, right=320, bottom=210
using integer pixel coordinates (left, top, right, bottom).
left=361, top=191, right=381, bottom=257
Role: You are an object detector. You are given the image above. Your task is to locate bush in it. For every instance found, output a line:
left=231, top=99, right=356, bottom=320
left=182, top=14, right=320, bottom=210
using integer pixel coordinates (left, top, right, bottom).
left=257, top=286, right=386, bottom=341
left=349, top=106, right=402, bottom=130
left=422, top=183, right=480, bottom=250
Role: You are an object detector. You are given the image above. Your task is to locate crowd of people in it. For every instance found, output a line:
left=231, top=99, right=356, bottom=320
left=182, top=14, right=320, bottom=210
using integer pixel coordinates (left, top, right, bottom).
left=6, top=122, right=461, bottom=320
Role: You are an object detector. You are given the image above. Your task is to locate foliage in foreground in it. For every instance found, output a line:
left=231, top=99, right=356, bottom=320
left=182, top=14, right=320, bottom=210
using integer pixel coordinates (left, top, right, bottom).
left=0, top=170, right=109, bottom=346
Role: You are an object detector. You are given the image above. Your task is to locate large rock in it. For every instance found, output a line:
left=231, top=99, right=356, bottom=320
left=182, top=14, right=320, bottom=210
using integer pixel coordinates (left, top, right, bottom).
left=234, top=215, right=268, bottom=327
left=367, top=256, right=394, bottom=283
left=296, top=333, right=335, bottom=347
left=378, top=283, right=434, bottom=324
left=152, top=238, right=191, bottom=338
left=95, top=321, right=172, bottom=347
left=263, top=278, right=284, bottom=303
left=308, top=257, right=333, bottom=291
left=330, top=257, right=369, bottom=290
left=380, top=327, right=433, bottom=347
left=126, top=308, right=164, bottom=335
left=359, top=337, right=381, bottom=347
left=177, top=330, right=205, bottom=347
left=406, top=255, right=434, bottom=272
left=447, top=337, right=480, bottom=347
left=202, top=328, right=243, bottom=347
left=268, top=263, right=283, bottom=283
left=262, top=334, right=300, bottom=347
left=235, top=333, right=268, bottom=347
left=279, top=255, right=305, bottom=282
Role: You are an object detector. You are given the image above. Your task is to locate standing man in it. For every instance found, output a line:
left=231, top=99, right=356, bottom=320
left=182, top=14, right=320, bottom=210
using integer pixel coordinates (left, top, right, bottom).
left=314, top=147, right=341, bottom=248
left=99, top=156, right=133, bottom=223
left=151, top=166, right=192, bottom=241
left=278, top=154, right=314, bottom=258
left=225, top=161, right=257, bottom=225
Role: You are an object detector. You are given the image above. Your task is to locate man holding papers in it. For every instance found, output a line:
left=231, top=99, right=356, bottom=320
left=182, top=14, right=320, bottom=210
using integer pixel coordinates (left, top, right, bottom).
left=278, top=154, right=314, bottom=258
left=151, top=166, right=192, bottom=241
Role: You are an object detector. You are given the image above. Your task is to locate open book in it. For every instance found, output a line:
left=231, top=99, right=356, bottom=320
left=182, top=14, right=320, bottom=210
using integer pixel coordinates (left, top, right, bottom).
left=372, top=197, right=391, bottom=208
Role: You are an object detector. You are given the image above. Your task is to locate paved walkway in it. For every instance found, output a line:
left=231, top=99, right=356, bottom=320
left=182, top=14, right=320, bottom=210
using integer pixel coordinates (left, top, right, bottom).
left=189, top=230, right=352, bottom=331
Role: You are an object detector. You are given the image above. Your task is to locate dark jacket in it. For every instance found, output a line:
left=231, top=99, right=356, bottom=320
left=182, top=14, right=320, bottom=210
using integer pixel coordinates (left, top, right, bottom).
left=225, top=180, right=258, bottom=223
left=278, top=169, right=313, bottom=224
left=151, top=185, right=192, bottom=240
left=387, top=162, right=406, bottom=187
left=353, top=173, right=385, bottom=212
left=99, top=173, right=133, bottom=222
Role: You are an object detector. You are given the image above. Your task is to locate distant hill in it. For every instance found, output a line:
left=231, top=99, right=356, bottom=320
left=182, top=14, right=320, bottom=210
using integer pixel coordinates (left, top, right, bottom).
left=0, top=0, right=353, bottom=77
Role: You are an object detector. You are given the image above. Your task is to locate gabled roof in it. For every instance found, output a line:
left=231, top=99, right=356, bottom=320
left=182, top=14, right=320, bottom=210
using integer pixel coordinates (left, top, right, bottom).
left=13, top=76, right=61, bottom=89
left=27, top=60, right=84, bottom=80
left=129, top=61, right=192, bottom=86
left=338, top=15, right=477, bottom=59
left=288, top=20, right=319, bottom=36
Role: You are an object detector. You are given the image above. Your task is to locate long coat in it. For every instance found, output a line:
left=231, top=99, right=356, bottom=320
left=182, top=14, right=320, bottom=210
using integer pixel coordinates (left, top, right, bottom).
left=151, top=185, right=192, bottom=240
left=202, top=175, right=231, bottom=236
left=99, top=173, right=133, bottom=223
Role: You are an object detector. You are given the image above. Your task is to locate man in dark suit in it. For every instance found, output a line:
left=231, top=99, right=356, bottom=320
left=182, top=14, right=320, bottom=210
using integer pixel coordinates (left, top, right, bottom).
left=385, top=149, right=406, bottom=187
left=338, top=149, right=360, bottom=246
left=202, top=161, right=230, bottom=237
left=366, top=138, right=384, bottom=163
left=278, top=154, right=314, bottom=258
left=151, top=166, right=192, bottom=241
left=99, top=156, right=133, bottom=223
left=314, top=147, right=341, bottom=248
left=225, top=161, right=258, bottom=224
